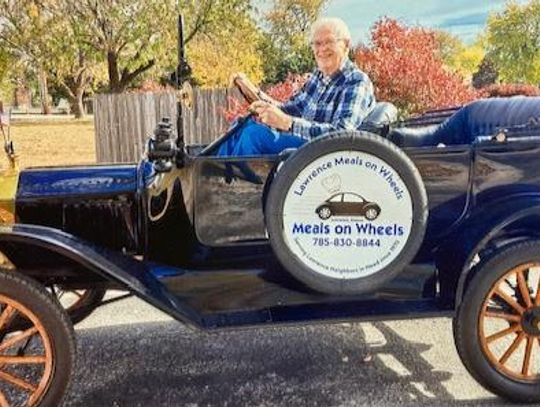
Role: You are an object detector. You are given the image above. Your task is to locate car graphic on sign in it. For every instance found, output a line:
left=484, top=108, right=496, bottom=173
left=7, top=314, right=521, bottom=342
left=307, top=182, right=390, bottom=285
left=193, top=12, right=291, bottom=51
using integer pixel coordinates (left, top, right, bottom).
left=316, top=192, right=381, bottom=220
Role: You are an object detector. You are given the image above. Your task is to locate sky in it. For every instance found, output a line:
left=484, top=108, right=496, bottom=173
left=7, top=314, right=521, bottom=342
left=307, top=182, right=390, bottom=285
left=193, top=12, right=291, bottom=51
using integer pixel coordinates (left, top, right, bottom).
left=321, top=0, right=530, bottom=44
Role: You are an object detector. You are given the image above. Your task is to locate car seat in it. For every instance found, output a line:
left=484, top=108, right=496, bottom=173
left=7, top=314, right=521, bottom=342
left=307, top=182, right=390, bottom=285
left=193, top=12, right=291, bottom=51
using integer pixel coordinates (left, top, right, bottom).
left=359, top=101, right=398, bottom=136
left=388, top=97, right=540, bottom=148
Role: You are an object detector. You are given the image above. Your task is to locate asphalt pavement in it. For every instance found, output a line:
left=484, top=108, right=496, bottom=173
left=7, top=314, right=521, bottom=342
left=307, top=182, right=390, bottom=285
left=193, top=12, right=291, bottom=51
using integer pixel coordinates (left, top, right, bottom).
left=64, top=295, right=512, bottom=407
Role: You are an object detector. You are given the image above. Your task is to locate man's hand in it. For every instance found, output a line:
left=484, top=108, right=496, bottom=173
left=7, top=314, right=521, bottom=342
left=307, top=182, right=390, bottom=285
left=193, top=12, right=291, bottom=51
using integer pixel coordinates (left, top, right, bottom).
left=250, top=101, right=293, bottom=132
left=230, top=72, right=249, bottom=87
left=232, top=73, right=279, bottom=105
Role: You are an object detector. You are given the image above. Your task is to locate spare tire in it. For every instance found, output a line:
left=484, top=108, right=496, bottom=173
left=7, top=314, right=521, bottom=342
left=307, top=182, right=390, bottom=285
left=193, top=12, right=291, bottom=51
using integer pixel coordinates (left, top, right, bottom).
left=265, top=131, right=428, bottom=295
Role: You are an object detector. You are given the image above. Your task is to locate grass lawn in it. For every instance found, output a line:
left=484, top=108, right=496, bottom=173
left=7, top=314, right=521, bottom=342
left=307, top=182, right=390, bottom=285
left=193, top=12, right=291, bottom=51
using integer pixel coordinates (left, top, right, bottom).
left=1, top=119, right=96, bottom=169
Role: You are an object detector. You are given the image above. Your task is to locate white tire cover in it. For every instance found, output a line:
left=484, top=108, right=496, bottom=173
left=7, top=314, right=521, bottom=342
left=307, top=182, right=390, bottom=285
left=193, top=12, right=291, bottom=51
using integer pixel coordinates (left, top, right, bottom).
left=265, top=132, right=428, bottom=295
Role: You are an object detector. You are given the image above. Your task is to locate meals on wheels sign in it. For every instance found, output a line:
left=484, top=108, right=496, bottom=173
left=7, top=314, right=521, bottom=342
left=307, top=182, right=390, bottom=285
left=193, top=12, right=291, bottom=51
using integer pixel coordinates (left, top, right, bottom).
left=282, top=151, right=413, bottom=279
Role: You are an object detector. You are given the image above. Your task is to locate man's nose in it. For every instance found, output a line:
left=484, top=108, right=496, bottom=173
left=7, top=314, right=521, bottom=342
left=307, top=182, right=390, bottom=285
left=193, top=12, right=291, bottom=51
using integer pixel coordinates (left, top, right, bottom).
left=317, top=49, right=330, bottom=58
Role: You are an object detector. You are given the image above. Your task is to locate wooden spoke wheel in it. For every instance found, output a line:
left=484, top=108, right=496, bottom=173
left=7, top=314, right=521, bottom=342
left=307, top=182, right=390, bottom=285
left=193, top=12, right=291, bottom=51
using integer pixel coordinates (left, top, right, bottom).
left=0, top=294, right=53, bottom=406
left=454, top=241, right=540, bottom=403
left=50, top=287, right=106, bottom=325
left=0, top=272, right=75, bottom=406
left=479, top=263, right=540, bottom=382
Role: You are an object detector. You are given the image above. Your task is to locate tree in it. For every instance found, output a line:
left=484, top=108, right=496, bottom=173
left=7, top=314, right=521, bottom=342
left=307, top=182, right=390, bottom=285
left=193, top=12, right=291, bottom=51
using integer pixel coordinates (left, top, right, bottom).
left=258, top=33, right=315, bottom=84
left=483, top=83, right=540, bottom=97
left=0, top=0, right=54, bottom=113
left=40, top=3, right=107, bottom=118
left=435, top=31, right=484, bottom=81
left=472, top=55, right=499, bottom=88
left=64, top=0, right=255, bottom=93
left=1, top=1, right=107, bottom=117
left=64, top=0, right=174, bottom=93
left=261, top=0, right=328, bottom=83
left=187, top=15, right=264, bottom=88
left=486, top=0, right=540, bottom=84
left=355, top=18, right=480, bottom=115
left=0, top=47, right=15, bottom=103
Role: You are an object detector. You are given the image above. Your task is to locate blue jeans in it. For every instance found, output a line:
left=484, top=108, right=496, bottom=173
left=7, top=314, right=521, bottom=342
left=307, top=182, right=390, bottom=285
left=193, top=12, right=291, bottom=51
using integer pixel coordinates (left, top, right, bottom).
left=217, top=118, right=306, bottom=156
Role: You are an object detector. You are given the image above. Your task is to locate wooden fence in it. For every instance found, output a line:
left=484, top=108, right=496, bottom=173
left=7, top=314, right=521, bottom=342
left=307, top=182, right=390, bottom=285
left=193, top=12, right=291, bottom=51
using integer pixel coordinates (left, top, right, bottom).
left=94, top=88, right=239, bottom=163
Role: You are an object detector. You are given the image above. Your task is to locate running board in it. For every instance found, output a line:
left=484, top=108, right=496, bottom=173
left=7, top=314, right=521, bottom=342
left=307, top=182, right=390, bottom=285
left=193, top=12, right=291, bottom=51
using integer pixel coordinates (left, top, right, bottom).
left=157, top=264, right=450, bottom=329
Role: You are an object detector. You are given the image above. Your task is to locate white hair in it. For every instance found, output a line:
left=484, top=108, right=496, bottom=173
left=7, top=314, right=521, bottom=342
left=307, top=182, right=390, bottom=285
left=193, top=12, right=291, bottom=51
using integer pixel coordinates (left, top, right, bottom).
left=310, top=17, right=352, bottom=44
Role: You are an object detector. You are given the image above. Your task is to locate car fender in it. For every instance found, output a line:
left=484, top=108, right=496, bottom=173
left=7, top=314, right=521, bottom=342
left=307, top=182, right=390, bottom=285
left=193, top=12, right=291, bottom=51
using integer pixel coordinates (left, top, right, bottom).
left=436, top=194, right=540, bottom=307
left=0, top=224, right=201, bottom=327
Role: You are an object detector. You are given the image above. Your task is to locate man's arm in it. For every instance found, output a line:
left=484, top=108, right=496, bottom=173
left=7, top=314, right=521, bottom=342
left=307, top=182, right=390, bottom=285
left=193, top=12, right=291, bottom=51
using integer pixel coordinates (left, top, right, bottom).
left=280, top=75, right=316, bottom=117
left=290, top=80, right=375, bottom=140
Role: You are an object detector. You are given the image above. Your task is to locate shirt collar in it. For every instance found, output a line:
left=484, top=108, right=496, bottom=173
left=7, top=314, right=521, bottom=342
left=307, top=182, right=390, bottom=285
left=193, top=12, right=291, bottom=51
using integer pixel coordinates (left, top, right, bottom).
left=317, top=58, right=353, bottom=85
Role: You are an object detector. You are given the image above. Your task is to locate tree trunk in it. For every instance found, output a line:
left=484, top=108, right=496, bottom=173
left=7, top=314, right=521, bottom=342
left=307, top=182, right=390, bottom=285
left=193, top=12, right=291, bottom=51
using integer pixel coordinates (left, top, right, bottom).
left=38, top=68, right=51, bottom=114
left=70, top=89, right=85, bottom=119
left=107, top=51, right=121, bottom=93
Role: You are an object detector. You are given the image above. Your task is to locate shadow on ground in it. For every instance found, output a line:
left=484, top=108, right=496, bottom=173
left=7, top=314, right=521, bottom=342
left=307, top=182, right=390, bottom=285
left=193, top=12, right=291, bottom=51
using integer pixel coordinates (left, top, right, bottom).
left=65, top=321, right=503, bottom=407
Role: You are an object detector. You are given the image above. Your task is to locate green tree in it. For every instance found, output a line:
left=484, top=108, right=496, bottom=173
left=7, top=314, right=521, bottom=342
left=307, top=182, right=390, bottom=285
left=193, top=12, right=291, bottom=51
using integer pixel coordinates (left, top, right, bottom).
left=64, top=0, right=255, bottom=93
left=43, top=3, right=106, bottom=117
left=486, top=0, right=540, bottom=84
left=187, top=13, right=264, bottom=87
left=0, top=0, right=55, bottom=113
left=64, top=0, right=173, bottom=93
left=0, top=47, right=16, bottom=104
left=435, top=31, right=484, bottom=81
left=472, top=55, right=499, bottom=88
left=261, top=0, right=328, bottom=83
left=1, top=1, right=108, bottom=117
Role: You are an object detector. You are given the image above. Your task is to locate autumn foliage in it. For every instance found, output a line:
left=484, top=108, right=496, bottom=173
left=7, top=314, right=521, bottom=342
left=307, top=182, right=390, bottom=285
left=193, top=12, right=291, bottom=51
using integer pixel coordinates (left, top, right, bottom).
left=483, top=83, right=540, bottom=98
left=355, top=18, right=481, bottom=115
left=222, top=73, right=308, bottom=122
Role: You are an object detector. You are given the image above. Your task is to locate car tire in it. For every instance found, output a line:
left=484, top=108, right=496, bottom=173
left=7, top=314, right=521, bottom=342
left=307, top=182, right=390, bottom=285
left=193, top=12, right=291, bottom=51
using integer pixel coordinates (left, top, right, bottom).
left=0, top=270, right=76, bottom=406
left=0, top=264, right=106, bottom=327
left=454, top=240, right=540, bottom=403
left=364, top=204, right=380, bottom=221
left=52, top=287, right=106, bottom=325
left=317, top=206, right=332, bottom=220
left=265, top=131, right=428, bottom=295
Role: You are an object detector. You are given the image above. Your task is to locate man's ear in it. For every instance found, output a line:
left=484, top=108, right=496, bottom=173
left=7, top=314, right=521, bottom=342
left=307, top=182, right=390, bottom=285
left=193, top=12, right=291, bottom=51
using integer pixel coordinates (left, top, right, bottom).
left=345, top=40, right=353, bottom=59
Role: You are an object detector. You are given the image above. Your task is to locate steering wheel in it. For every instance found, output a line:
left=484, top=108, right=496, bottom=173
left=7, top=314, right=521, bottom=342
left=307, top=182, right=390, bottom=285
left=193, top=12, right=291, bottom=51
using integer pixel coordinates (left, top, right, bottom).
left=232, top=74, right=273, bottom=105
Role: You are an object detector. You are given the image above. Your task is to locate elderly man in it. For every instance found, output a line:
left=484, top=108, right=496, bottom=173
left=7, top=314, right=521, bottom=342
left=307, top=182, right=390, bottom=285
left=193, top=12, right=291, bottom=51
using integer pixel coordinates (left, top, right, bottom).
left=217, top=17, right=376, bottom=156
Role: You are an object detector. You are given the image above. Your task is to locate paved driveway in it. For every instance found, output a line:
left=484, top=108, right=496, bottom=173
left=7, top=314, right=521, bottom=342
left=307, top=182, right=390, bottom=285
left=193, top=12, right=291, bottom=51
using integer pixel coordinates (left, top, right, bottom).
left=64, top=296, right=506, bottom=406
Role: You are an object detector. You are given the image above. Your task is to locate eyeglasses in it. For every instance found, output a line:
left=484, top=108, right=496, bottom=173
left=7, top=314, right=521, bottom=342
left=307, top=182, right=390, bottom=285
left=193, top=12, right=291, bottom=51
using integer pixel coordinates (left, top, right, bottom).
left=310, top=38, right=345, bottom=49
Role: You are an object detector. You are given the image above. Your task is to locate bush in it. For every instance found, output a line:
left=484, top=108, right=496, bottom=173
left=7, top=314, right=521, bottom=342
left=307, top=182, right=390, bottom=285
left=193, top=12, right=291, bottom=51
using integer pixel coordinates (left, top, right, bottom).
left=222, top=73, right=308, bottom=123
left=472, top=56, right=499, bottom=88
left=483, top=83, right=540, bottom=97
left=129, top=79, right=174, bottom=93
left=355, top=18, right=482, bottom=115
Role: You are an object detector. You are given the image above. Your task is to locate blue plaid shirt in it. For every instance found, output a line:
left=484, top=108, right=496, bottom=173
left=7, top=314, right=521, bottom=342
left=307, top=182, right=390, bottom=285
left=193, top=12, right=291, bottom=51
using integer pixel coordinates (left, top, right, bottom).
left=281, top=59, right=375, bottom=140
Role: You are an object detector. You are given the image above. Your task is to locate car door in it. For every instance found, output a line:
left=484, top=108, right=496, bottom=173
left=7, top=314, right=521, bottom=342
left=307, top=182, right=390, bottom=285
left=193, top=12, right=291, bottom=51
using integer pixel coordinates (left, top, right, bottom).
left=341, top=193, right=364, bottom=215
left=406, top=144, right=472, bottom=245
left=472, top=135, right=540, bottom=207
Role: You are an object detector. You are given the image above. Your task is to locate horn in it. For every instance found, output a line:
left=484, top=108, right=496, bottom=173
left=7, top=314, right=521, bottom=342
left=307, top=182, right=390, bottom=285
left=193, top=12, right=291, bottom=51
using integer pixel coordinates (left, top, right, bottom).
left=178, top=81, right=193, bottom=110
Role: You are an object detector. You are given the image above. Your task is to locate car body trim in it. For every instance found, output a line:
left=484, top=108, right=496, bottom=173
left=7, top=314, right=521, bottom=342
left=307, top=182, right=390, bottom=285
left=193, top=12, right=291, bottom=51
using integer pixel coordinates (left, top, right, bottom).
left=451, top=196, right=540, bottom=306
left=0, top=224, right=203, bottom=328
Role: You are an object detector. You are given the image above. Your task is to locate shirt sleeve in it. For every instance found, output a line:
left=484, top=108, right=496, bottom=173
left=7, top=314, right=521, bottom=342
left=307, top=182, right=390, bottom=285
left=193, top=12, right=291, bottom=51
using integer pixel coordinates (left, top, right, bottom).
left=280, top=75, right=316, bottom=117
left=290, top=79, right=375, bottom=140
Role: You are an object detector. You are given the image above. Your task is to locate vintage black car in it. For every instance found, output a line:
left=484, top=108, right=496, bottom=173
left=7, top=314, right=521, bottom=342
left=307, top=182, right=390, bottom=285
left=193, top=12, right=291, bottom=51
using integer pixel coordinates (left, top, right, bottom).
left=316, top=192, right=381, bottom=220
left=1, top=26, right=540, bottom=407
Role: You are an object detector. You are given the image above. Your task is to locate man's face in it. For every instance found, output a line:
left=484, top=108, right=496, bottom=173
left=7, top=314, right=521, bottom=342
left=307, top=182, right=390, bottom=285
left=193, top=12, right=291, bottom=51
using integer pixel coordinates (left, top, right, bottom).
left=311, top=26, right=349, bottom=76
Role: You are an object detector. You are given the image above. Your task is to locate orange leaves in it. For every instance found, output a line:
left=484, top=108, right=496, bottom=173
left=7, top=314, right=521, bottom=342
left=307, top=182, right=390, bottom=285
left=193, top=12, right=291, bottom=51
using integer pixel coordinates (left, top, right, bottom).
left=355, top=18, right=481, bottom=115
left=484, top=84, right=540, bottom=98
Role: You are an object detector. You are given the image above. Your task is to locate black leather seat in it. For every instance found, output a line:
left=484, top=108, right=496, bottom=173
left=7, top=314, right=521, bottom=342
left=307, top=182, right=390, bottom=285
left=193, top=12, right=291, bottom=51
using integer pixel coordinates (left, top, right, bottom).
left=388, top=97, right=540, bottom=147
left=359, top=101, right=398, bottom=136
